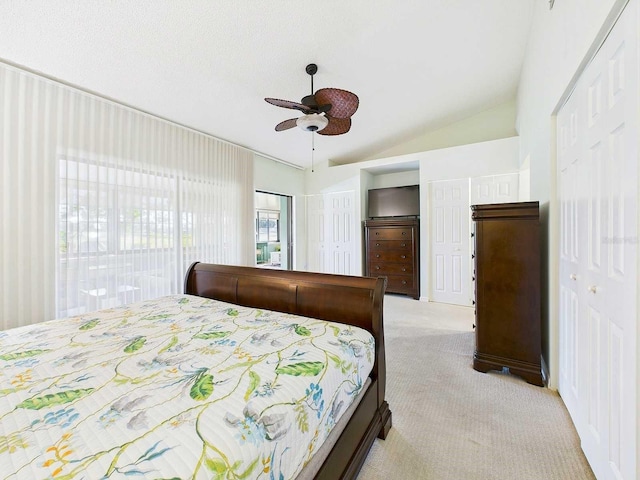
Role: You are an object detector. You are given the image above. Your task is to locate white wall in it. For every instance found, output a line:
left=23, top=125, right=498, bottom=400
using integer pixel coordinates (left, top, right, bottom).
left=516, top=0, right=626, bottom=389
left=371, top=170, right=420, bottom=189
left=419, top=137, right=520, bottom=182
left=362, top=100, right=518, bottom=162
left=519, top=156, right=531, bottom=202
left=254, top=154, right=306, bottom=270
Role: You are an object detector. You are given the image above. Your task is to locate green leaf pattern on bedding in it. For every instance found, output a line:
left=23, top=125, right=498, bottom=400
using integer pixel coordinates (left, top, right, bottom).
left=0, top=294, right=374, bottom=479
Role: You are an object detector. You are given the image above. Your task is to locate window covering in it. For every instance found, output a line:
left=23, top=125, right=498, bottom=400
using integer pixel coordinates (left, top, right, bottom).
left=0, top=63, right=254, bottom=329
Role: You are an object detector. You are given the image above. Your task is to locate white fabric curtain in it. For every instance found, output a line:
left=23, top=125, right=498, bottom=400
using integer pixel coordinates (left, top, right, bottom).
left=0, top=63, right=254, bottom=329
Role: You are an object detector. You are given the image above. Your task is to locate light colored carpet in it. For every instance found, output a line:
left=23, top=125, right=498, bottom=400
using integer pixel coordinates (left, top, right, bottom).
left=357, top=296, right=595, bottom=480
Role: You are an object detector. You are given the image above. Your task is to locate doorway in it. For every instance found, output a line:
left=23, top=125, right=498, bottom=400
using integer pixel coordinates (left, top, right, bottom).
left=255, top=191, right=293, bottom=270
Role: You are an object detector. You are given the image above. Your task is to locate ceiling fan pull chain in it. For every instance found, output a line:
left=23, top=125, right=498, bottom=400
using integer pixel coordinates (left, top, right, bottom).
left=311, top=132, right=315, bottom=173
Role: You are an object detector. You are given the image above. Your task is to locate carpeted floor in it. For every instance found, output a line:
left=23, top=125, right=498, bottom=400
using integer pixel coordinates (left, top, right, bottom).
left=357, top=296, right=595, bottom=480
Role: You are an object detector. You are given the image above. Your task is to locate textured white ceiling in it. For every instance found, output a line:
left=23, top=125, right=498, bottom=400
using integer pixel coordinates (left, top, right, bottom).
left=0, top=1, right=534, bottom=169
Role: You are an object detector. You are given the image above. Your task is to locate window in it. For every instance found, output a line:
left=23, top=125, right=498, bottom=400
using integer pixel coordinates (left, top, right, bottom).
left=57, top=158, right=177, bottom=316
left=57, top=154, right=253, bottom=318
left=256, top=210, right=280, bottom=242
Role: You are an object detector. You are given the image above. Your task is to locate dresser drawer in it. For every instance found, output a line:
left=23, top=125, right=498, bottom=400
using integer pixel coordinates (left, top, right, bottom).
left=385, top=275, right=415, bottom=293
left=369, top=262, right=413, bottom=275
left=368, top=227, right=414, bottom=240
left=368, top=239, right=412, bottom=251
left=369, top=250, right=413, bottom=263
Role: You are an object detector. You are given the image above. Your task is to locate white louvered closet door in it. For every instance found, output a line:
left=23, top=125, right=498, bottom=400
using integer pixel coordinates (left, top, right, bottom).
left=557, top=2, right=638, bottom=478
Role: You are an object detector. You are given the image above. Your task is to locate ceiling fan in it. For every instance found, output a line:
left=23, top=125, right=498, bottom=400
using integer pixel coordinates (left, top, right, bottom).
left=265, top=63, right=359, bottom=135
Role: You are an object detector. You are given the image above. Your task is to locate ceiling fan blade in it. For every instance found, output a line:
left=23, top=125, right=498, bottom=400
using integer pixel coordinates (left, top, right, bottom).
left=265, top=98, right=311, bottom=113
left=275, top=118, right=299, bottom=132
left=317, top=116, right=351, bottom=136
left=314, top=88, right=359, bottom=119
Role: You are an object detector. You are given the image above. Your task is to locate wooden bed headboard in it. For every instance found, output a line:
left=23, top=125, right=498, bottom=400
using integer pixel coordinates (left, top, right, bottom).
left=184, top=263, right=387, bottom=401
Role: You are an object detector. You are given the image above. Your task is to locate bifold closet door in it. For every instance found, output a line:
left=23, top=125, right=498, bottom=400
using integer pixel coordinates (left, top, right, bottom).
left=306, top=192, right=356, bottom=275
left=557, top=2, right=638, bottom=478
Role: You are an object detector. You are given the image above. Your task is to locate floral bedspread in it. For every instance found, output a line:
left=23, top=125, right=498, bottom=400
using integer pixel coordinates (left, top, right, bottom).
left=0, top=294, right=374, bottom=479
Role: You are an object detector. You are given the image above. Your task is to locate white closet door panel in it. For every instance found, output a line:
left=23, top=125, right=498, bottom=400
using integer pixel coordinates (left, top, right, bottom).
left=435, top=254, right=445, bottom=291
left=608, top=124, right=629, bottom=279
left=569, top=289, right=580, bottom=399
left=493, top=173, right=520, bottom=203
left=471, top=177, right=493, bottom=205
left=581, top=301, right=606, bottom=460
left=586, top=143, right=604, bottom=274
left=429, top=179, right=471, bottom=305
left=602, top=8, right=638, bottom=477
left=306, top=192, right=356, bottom=275
left=470, top=173, right=519, bottom=206
left=608, top=322, right=624, bottom=478
left=331, top=192, right=356, bottom=275
left=558, top=83, right=585, bottom=422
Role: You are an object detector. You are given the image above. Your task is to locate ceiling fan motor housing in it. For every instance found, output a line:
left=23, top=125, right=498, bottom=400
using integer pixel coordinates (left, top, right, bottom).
left=296, top=113, right=328, bottom=132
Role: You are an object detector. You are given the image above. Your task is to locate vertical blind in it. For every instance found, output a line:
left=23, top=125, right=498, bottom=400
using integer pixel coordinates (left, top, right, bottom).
left=0, top=63, right=254, bottom=330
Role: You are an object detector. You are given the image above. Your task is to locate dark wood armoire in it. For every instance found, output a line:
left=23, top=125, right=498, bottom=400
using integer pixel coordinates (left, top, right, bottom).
left=471, top=201, right=544, bottom=386
left=364, top=218, right=420, bottom=299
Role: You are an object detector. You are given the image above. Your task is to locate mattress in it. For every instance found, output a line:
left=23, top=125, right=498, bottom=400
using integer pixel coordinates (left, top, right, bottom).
left=0, top=294, right=375, bottom=479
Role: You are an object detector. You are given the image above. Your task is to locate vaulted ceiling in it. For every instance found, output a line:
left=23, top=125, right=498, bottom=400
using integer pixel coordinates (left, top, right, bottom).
left=0, top=1, right=534, bottom=169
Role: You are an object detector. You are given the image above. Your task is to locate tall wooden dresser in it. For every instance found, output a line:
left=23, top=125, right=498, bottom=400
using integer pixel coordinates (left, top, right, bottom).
left=471, top=201, right=544, bottom=386
left=364, top=218, right=419, bottom=299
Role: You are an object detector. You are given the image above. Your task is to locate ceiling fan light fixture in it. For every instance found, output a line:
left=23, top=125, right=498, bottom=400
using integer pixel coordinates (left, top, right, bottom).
left=296, top=113, right=328, bottom=132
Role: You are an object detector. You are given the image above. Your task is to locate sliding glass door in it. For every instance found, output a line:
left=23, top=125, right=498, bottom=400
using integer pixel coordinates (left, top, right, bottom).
left=255, top=191, right=292, bottom=270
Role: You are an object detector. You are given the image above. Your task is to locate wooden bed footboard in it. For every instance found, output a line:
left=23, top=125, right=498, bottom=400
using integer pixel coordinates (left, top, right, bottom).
left=184, top=262, right=392, bottom=479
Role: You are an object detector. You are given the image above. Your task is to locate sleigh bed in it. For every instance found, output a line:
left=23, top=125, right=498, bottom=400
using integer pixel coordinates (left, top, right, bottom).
left=0, top=263, right=391, bottom=479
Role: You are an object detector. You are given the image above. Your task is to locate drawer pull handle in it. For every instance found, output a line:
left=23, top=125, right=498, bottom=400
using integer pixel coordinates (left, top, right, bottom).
left=401, top=243, right=406, bottom=247
left=569, top=274, right=577, bottom=281
left=375, top=266, right=380, bottom=270
left=588, top=285, right=598, bottom=294
left=376, top=243, right=381, bottom=247
left=402, top=232, right=407, bottom=236
left=401, top=255, right=406, bottom=259
left=376, top=254, right=380, bottom=258
left=375, top=232, right=380, bottom=235
left=401, top=280, right=407, bottom=285
left=402, top=268, right=406, bottom=272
